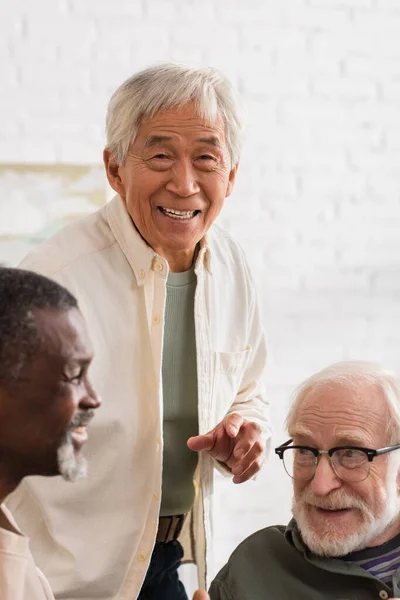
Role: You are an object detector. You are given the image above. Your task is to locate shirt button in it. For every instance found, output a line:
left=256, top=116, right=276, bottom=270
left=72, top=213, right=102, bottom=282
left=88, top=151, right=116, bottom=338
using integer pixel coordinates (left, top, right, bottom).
left=139, top=269, right=145, bottom=278
left=154, top=262, right=163, bottom=272
left=153, top=492, right=159, bottom=500
left=138, top=552, right=147, bottom=562
left=379, top=591, right=389, bottom=600
left=153, top=314, right=161, bottom=325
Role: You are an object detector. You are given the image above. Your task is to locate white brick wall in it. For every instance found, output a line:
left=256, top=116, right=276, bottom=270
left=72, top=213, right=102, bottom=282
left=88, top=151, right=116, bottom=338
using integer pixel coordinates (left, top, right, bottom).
left=1, top=0, right=400, bottom=591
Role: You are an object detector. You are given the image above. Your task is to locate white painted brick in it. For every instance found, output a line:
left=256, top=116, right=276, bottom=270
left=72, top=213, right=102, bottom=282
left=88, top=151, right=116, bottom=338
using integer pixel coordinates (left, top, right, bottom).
left=217, top=2, right=281, bottom=25
left=382, top=81, right=400, bottom=101
left=385, top=129, right=400, bottom=151
left=304, top=268, right=371, bottom=291
left=310, top=0, right=373, bottom=6
left=371, top=270, right=400, bottom=292
left=314, top=76, right=378, bottom=100
left=170, top=23, right=238, bottom=50
left=243, top=72, right=310, bottom=97
left=344, top=56, right=400, bottom=78
left=376, top=0, right=400, bottom=8
left=144, top=0, right=215, bottom=20
left=25, top=16, right=97, bottom=45
left=349, top=149, right=400, bottom=171
left=281, top=6, right=352, bottom=29
left=281, top=98, right=352, bottom=127
left=241, top=25, right=307, bottom=54
left=351, top=101, right=400, bottom=127
left=0, top=0, right=69, bottom=14
left=69, top=0, right=143, bottom=17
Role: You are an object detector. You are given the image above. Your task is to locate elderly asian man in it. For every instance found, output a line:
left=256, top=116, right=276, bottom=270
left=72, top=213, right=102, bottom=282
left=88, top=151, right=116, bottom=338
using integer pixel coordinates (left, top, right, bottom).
left=0, top=267, right=101, bottom=600
left=209, top=361, right=400, bottom=600
left=7, top=63, right=271, bottom=599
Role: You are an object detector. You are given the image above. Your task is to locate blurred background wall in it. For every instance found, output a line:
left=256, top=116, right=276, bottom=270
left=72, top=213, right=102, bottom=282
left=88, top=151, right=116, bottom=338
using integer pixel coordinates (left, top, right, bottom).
left=1, top=0, right=400, bottom=588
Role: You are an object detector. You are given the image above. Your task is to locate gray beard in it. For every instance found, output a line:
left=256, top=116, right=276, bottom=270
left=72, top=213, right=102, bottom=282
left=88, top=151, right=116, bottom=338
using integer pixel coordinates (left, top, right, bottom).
left=57, top=432, right=87, bottom=483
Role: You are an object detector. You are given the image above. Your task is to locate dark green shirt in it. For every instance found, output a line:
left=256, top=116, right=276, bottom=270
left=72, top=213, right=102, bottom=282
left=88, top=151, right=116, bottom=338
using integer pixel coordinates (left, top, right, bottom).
left=209, top=519, right=394, bottom=600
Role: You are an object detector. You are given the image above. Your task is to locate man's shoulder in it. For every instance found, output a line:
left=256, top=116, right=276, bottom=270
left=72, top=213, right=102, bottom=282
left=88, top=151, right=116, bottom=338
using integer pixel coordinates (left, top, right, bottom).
left=230, top=524, right=287, bottom=560
left=216, top=525, right=288, bottom=577
left=207, top=224, right=254, bottom=281
left=20, top=205, right=115, bottom=277
left=210, top=526, right=289, bottom=599
left=208, top=224, right=246, bottom=257
left=210, top=525, right=307, bottom=600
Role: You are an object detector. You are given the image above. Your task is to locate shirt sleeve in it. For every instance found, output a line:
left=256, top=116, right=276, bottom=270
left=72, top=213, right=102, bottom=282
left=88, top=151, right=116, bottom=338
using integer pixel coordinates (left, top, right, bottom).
left=37, top=568, right=56, bottom=600
left=213, top=258, right=272, bottom=478
left=209, top=580, right=235, bottom=600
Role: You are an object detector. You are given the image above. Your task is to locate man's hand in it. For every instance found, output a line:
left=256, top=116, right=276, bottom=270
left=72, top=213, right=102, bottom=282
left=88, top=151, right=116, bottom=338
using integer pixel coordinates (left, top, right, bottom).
left=193, top=591, right=210, bottom=600
left=187, top=413, right=265, bottom=483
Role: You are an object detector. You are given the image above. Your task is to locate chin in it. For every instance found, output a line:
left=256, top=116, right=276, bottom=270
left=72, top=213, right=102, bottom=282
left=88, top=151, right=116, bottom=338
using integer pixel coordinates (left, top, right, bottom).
left=294, top=504, right=367, bottom=557
left=57, top=440, right=88, bottom=483
left=299, top=522, right=366, bottom=557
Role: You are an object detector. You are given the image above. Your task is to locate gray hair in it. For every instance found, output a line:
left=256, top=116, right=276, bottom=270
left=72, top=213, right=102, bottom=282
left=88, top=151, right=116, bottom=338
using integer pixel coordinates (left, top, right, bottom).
left=286, top=361, right=400, bottom=444
left=105, top=63, right=245, bottom=168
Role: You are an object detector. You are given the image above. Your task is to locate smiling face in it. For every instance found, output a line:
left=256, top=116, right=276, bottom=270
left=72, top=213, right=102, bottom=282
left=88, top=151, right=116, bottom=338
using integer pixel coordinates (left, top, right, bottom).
left=104, top=103, right=238, bottom=272
left=291, top=382, right=400, bottom=556
left=0, top=307, right=101, bottom=485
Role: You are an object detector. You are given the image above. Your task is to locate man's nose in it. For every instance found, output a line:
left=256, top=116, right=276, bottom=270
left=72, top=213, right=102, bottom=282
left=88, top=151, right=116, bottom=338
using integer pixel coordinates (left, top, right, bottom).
left=165, top=160, right=200, bottom=197
left=79, top=380, right=101, bottom=411
left=311, top=454, right=342, bottom=496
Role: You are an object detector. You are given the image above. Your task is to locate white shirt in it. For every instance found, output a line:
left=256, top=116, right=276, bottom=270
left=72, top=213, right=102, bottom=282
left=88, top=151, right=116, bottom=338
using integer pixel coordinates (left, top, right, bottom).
left=0, top=504, right=54, bottom=600
left=6, top=195, right=271, bottom=599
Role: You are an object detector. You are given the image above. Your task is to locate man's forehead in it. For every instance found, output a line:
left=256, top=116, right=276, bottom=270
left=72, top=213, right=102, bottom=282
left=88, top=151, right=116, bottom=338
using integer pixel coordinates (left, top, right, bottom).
left=138, top=104, right=226, bottom=141
left=33, top=307, right=92, bottom=358
left=292, top=381, right=389, bottom=442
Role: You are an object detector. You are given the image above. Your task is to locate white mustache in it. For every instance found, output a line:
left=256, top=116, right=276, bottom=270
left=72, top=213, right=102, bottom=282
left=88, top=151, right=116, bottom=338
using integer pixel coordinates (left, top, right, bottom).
left=300, top=488, right=369, bottom=513
left=69, top=409, right=95, bottom=430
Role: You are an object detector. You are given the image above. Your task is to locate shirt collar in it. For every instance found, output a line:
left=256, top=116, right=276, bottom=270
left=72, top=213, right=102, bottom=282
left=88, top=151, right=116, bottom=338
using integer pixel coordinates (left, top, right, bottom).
left=105, top=195, right=212, bottom=284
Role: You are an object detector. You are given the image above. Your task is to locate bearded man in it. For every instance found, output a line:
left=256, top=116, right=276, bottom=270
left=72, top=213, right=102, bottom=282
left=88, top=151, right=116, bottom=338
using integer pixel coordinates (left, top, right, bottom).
left=0, top=267, right=101, bottom=599
left=209, top=361, right=400, bottom=600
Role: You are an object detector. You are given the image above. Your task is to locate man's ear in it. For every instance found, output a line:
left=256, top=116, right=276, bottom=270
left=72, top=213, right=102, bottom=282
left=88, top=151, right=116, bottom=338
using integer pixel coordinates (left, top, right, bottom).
left=103, top=148, right=126, bottom=198
left=225, top=163, right=239, bottom=198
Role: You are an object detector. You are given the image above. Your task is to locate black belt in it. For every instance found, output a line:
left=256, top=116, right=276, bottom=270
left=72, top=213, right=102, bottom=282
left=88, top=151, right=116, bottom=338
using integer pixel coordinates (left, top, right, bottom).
left=156, top=514, right=186, bottom=543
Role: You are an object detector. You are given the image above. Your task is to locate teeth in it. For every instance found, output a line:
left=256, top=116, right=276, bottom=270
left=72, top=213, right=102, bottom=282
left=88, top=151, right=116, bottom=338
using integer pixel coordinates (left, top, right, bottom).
left=161, top=208, right=196, bottom=219
left=73, top=426, right=86, bottom=434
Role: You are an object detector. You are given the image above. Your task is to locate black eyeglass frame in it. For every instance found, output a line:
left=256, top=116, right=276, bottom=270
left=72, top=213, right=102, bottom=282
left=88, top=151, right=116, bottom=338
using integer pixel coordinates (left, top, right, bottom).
left=275, top=438, right=400, bottom=479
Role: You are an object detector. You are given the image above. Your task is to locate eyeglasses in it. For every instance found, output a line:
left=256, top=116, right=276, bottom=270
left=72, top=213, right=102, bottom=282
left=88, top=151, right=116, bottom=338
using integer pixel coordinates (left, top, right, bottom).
left=275, top=439, right=400, bottom=483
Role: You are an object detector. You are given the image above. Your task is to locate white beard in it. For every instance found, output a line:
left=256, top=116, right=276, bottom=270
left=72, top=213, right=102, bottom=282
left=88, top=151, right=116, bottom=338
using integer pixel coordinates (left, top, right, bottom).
left=57, top=432, right=87, bottom=483
left=293, top=459, right=400, bottom=557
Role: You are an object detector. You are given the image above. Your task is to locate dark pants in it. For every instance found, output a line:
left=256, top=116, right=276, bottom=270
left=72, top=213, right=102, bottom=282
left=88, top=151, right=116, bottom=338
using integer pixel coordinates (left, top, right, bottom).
left=138, top=540, right=189, bottom=600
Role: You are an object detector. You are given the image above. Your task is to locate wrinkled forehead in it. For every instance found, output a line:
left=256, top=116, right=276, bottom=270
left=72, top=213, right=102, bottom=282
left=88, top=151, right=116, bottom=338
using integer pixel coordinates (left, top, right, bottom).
left=137, top=102, right=227, bottom=142
left=292, top=381, right=390, bottom=445
left=33, top=307, right=93, bottom=361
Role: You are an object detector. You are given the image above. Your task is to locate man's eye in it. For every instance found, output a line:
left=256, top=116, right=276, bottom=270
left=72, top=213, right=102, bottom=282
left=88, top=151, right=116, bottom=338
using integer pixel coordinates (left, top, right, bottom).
left=198, top=155, right=216, bottom=161
left=342, top=449, right=360, bottom=458
left=151, top=154, right=169, bottom=159
left=63, top=371, right=83, bottom=384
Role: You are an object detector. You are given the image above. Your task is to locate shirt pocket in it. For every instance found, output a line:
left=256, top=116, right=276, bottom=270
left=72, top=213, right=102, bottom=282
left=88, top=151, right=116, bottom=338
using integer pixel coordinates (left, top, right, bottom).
left=216, top=346, right=252, bottom=375
left=212, top=346, right=252, bottom=422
